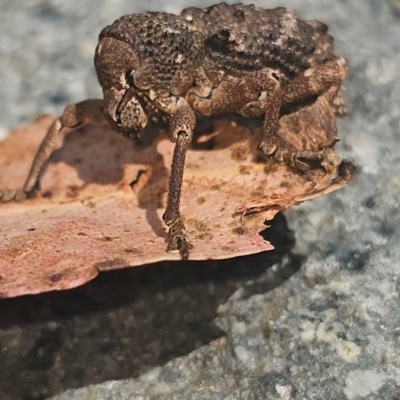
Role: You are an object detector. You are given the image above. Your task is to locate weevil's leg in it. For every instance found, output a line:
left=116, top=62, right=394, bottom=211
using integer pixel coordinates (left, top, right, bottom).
left=282, top=61, right=344, bottom=105
left=162, top=99, right=196, bottom=260
left=258, top=61, right=345, bottom=158
left=0, top=99, right=107, bottom=202
left=258, top=86, right=282, bottom=157
left=273, top=84, right=342, bottom=172
left=238, top=71, right=282, bottom=157
left=188, top=69, right=283, bottom=158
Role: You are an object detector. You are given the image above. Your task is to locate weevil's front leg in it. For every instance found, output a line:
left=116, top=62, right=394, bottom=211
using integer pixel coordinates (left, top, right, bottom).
left=0, top=99, right=107, bottom=202
left=162, top=98, right=196, bottom=260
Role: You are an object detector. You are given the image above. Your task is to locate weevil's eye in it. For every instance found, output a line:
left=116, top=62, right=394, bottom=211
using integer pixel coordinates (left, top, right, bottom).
left=218, top=29, right=230, bottom=40
left=271, top=72, right=280, bottom=82
left=125, top=70, right=135, bottom=86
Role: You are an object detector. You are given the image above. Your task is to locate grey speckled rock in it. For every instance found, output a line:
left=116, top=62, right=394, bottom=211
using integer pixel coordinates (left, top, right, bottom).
left=0, top=0, right=400, bottom=399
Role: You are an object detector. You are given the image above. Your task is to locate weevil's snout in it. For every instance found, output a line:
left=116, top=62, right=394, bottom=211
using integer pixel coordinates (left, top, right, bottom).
left=103, top=87, right=148, bottom=139
left=95, top=37, right=147, bottom=138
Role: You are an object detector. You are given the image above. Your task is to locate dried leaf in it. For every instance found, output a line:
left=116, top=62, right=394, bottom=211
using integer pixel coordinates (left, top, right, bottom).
left=0, top=105, right=354, bottom=297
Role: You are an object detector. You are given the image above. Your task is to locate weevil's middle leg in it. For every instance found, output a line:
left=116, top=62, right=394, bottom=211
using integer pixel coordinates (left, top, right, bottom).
left=0, top=99, right=107, bottom=202
left=162, top=99, right=196, bottom=260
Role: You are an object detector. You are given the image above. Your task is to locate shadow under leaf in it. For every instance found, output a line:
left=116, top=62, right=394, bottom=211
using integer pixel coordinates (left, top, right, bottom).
left=0, top=212, right=299, bottom=400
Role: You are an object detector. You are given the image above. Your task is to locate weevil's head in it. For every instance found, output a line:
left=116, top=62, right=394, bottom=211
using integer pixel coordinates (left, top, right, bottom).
left=95, top=13, right=200, bottom=137
left=95, top=20, right=147, bottom=139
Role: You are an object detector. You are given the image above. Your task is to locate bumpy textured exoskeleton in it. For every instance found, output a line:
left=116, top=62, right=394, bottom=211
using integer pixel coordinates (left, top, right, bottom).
left=0, top=3, right=347, bottom=259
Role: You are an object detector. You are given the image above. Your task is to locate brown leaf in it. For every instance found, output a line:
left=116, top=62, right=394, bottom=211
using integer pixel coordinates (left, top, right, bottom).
left=0, top=107, right=354, bottom=298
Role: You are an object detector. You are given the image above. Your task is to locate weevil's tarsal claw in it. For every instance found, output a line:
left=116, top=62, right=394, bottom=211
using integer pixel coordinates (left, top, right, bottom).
left=166, top=218, right=193, bottom=260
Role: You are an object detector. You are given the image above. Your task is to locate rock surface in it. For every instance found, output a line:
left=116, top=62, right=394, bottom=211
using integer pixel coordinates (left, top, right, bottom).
left=0, top=0, right=399, bottom=399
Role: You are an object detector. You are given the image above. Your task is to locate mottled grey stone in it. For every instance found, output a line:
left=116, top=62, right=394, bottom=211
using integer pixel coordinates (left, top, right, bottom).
left=0, top=0, right=399, bottom=400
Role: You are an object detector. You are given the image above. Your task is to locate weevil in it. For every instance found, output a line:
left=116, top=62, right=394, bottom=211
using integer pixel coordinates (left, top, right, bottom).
left=0, top=3, right=347, bottom=259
